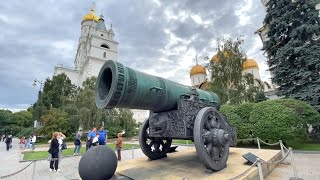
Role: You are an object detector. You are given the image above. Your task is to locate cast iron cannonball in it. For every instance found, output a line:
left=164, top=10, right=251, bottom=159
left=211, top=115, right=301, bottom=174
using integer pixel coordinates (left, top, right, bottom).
left=79, top=145, right=118, bottom=180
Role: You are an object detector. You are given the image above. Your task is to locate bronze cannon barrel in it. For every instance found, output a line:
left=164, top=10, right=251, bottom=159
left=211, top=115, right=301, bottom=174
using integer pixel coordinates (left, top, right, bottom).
left=96, top=60, right=220, bottom=112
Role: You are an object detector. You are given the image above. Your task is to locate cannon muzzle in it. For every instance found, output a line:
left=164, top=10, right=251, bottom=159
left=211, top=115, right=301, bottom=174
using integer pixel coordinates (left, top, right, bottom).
left=96, top=60, right=220, bottom=112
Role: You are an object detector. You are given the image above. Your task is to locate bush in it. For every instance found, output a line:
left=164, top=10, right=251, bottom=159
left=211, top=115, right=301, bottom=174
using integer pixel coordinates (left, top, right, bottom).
left=234, top=103, right=255, bottom=123
left=220, top=105, right=252, bottom=139
left=249, top=101, right=303, bottom=142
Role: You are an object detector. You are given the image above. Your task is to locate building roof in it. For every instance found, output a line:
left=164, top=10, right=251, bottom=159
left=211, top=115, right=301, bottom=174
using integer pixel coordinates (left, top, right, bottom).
left=83, top=6, right=99, bottom=22
left=96, top=15, right=107, bottom=32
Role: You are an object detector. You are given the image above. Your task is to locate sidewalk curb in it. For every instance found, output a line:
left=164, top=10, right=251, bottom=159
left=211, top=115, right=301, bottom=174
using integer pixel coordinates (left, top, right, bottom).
left=293, top=150, right=320, bottom=154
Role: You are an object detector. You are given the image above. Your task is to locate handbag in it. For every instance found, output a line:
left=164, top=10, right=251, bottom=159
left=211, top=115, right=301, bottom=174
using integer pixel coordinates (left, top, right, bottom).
left=47, top=153, right=52, bottom=161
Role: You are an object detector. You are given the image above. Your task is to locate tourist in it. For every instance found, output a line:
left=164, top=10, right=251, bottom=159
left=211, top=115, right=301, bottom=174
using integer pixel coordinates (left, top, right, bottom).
left=85, top=128, right=92, bottom=151
left=98, top=126, right=107, bottom=145
left=5, top=134, right=12, bottom=151
left=86, top=127, right=97, bottom=150
left=116, top=133, right=123, bottom=161
left=30, top=133, right=37, bottom=150
left=73, top=130, right=82, bottom=155
left=19, top=136, right=26, bottom=152
left=57, top=132, right=66, bottom=162
left=48, top=132, right=60, bottom=172
left=91, top=132, right=100, bottom=146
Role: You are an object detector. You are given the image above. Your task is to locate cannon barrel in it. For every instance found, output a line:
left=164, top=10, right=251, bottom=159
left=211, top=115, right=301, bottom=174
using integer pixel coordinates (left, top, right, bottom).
left=96, top=60, right=220, bottom=112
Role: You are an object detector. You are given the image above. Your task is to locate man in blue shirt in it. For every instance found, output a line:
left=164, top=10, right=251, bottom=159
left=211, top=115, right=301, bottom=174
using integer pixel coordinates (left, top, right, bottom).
left=86, top=127, right=97, bottom=150
left=98, top=126, right=107, bottom=145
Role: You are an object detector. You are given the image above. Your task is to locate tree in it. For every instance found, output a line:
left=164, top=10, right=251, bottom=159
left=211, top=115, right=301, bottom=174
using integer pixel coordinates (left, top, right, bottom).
left=42, top=73, right=76, bottom=109
left=39, top=108, right=69, bottom=138
left=208, top=37, right=259, bottom=104
left=263, top=0, right=320, bottom=111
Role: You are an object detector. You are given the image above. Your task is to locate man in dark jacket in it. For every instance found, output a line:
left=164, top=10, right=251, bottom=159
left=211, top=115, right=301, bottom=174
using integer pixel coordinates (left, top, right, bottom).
left=5, top=135, right=12, bottom=151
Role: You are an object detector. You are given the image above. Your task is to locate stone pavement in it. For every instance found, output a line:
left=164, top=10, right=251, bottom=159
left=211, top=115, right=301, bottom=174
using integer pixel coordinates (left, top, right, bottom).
left=266, top=152, right=320, bottom=180
left=0, top=138, right=188, bottom=180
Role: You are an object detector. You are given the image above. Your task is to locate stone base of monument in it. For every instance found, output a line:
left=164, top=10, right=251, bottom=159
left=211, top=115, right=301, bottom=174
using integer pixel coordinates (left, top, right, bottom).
left=116, top=147, right=282, bottom=180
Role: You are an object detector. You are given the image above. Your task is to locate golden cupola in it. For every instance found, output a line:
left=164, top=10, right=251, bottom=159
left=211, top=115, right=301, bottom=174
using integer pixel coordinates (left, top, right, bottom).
left=190, top=64, right=207, bottom=77
left=211, top=51, right=259, bottom=69
left=243, top=59, right=259, bottom=69
left=83, top=4, right=99, bottom=22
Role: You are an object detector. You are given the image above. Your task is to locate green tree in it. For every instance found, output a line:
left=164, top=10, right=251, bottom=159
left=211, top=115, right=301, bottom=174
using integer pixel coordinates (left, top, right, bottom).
left=42, top=73, right=76, bottom=108
left=263, top=0, right=320, bottom=111
left=208, top=37, right=259, bottom=104
left=13, top=110, right=33, bottom=127
left=39, top=108, right=69, bottom=138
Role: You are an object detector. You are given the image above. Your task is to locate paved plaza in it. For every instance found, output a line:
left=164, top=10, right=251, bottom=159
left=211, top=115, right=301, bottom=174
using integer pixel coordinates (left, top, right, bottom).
left=0, top=139, right=319, bottom=180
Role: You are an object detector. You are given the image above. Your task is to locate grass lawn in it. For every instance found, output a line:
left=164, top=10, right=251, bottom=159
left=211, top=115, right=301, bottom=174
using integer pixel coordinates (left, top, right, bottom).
left=23, top=144, right=140, bottom=161
left=290, top=142, right=320, bottom=151
left=172, top=139, right=193, bottom=145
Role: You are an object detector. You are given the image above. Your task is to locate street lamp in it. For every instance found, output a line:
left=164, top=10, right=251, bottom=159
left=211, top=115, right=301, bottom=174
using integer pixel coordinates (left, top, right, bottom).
left=32, top=79, right=43, bottom=92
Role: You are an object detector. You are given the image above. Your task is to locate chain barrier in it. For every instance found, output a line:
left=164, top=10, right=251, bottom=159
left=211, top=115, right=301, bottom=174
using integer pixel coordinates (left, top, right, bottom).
left=0, top=161, right=35, bottom=179
left=257, top=138, right=280, bottom=146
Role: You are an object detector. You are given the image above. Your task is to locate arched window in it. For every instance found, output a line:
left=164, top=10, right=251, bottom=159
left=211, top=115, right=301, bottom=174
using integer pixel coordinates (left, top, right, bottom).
left=101, top=44, right=110, bottom=49
left=103, top=52, right=106, bottom=58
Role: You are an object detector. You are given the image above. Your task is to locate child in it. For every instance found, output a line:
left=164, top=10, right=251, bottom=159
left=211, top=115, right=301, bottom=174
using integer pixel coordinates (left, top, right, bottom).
left=116, top=133, right=123, bottom=161
left=19, top=136, right=26, bottom=152
left=92, top=132, right=100, bottom=146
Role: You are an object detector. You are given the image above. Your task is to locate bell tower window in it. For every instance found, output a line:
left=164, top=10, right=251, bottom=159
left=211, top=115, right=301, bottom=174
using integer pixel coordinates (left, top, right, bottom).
left=101, top=44, right=110, bottom=49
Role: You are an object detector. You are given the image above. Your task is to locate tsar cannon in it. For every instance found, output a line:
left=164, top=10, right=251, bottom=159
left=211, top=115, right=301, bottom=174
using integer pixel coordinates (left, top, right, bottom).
left=95, top=60, right=237, bottom=171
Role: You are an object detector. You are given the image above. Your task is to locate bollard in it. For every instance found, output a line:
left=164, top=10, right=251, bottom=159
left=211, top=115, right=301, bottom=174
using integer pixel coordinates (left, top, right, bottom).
left=186, top=140, right=189, bottom=147
left=257, top=138, right=261, bottom=149
left=279, top=140, right=286, bottom=164
left=256, top=158, right=264, bottom=180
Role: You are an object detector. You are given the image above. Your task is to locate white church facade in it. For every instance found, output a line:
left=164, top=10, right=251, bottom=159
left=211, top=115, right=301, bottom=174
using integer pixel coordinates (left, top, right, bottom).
left=54, top=5, right=149, bottom=123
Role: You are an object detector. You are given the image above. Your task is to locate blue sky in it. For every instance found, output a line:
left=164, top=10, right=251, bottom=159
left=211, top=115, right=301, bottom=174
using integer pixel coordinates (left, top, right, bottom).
left=0, top=0, right=270, bottom=112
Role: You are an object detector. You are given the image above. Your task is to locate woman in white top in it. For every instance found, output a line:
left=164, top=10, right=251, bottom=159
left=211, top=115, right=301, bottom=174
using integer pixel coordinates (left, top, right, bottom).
left=57, top=132, right=66, bottom=162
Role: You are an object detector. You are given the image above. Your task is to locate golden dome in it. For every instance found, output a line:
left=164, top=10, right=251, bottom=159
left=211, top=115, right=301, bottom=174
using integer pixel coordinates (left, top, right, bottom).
left=190, top=64, right=206, bottom=77
left=83, top=8, right=99, bottom=22
left=243, top=59, right=259, bottom=69
left=210, top=51, right=259, bottom=69
left=211, top=51, right=234, bottom=63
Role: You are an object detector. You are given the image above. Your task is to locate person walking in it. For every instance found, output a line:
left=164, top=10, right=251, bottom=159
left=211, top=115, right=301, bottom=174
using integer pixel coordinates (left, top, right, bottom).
left=73, top=130, right=82, bottom=155
left=98, top=126, right=107, bottom=145
left=19, top=136, right=26, bottom=152
left=5, top=135, right=12, bottom=151
left=116, top=133, right=123, bottom=161
left=48, top=132, right=60, bottom=172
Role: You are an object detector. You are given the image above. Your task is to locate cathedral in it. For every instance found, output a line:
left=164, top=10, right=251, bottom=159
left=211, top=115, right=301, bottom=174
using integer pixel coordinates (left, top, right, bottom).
left=53, top=4, right=149, bottom=123
left=189, top=54, right=276, bottom=99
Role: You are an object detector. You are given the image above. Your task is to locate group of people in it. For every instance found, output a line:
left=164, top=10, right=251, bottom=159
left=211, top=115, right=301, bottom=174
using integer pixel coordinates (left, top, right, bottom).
left=47, top=126, right=123, bottom=172
left=19, top=133, right=37, bottom=152
left=1, top=134, right=13, bottom=151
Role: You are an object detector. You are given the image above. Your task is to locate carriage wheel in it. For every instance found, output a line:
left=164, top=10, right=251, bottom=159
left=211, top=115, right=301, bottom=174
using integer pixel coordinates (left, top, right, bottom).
left=139, top=119, right=172, bottom=160
left=194, top=107, right=230, bottom=171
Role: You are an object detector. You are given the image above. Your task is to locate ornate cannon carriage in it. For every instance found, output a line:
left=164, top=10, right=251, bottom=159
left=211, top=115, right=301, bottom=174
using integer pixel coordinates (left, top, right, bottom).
left=95, top=60, right=237, bottom=171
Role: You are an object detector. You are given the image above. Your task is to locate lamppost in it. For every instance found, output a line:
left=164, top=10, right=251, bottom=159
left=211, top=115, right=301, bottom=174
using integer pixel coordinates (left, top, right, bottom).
left=32, top=79, right=43, bottom=93
left=32, top=79, right=44, bottom=131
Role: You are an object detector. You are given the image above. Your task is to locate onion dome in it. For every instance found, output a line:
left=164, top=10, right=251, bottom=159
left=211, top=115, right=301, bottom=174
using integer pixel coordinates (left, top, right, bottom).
left=190, top=64, right=206, bottom=77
